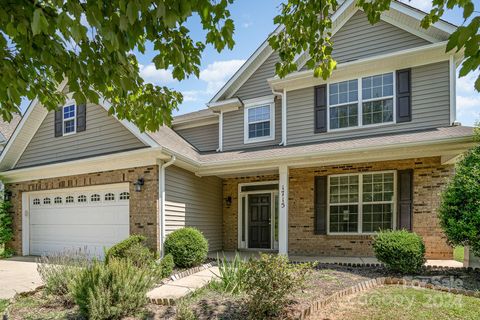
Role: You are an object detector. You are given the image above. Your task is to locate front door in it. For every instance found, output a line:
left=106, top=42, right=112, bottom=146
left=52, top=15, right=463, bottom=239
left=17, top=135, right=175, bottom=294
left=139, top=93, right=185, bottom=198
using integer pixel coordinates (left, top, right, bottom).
left=248, top=193, right=271, bottom=249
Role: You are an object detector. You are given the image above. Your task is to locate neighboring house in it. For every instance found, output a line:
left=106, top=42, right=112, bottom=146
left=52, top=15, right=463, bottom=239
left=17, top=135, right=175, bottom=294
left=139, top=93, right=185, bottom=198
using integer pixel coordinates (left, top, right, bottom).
left=0, top=114, right=21, bottom=150
left=0, top=0, right=475, bottom=259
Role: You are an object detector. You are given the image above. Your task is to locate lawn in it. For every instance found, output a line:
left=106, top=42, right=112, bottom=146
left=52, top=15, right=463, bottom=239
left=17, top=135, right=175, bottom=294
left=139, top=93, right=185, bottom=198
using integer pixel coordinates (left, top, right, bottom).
left=318, top=285, right=480, bottom=320
left=454, top=246, right=464, bottom=263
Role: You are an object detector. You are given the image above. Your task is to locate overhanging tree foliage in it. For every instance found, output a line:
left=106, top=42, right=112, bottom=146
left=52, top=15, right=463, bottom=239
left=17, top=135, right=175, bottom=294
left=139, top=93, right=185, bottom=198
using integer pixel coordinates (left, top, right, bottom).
left=1, top=0, right=478, bottom=132
left=439, top=127, right=480, bottom=255
left=1, top=0, right=234, bottom=131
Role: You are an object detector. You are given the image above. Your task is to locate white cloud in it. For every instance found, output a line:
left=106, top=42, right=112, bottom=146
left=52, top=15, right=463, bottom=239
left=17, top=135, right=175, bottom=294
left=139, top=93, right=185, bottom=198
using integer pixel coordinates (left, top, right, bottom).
left=456, top=69, right=480, bottom=125
left=399, top=0, right=432, bottom=11
left=139, top=64, right=174, bottom=85
left=181, top=90, right=206, bottom=102
left=199, top=59, right=245, bottom=93
left=457, top=69, right=479, bottom=95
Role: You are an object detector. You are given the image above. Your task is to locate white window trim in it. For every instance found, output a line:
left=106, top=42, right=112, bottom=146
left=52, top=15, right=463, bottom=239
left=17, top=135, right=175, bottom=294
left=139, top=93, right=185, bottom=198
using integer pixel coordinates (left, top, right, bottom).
left=62, top=100, right=77, bottom=136
left=327, top=71, right=396, bottom=132
left=326, top=170, right=397, bottom=235
left=243, top=98, right=275, bottom=144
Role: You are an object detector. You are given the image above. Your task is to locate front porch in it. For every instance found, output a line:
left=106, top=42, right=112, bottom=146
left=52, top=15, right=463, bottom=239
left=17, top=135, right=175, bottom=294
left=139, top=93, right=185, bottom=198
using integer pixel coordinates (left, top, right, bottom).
left=207, top=251, right=464, bottom=268
left=220, top=156, right=456, bottom=260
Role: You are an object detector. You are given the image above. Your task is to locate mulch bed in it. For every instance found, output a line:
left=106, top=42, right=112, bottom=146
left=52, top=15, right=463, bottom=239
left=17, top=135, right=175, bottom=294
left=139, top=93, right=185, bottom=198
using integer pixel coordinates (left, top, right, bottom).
left=4, top=264, right=480, bottom=320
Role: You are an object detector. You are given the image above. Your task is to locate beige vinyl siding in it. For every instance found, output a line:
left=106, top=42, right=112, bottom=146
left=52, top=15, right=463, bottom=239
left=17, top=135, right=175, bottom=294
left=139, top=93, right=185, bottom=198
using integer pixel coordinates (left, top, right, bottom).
left=301, top=11, right=430, bottom=71
left=287, top=61, right=451, bottom=145
left=16, top=104, right=146, bottom=168
left=175, top=123, right=218, bottom=152
left=165, top=165, right=223, bottom=251
left=233, top=51, right=279, bottom=100
left=222, top=98, right=282, bottom=151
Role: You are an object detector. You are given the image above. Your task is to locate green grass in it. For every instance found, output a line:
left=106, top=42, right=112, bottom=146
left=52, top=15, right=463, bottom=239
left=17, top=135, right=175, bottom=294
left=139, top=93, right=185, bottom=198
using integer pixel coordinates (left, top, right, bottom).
left=454, top=246, right=464, bottom=263
left=0, top=299, right=9, bottom=314
left=327, top=286, right=480, bottom=320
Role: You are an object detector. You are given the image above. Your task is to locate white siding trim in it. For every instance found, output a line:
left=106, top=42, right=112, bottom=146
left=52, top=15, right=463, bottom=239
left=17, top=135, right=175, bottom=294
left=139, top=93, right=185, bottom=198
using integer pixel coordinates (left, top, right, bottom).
left=449, top=55, right=457, bottom=124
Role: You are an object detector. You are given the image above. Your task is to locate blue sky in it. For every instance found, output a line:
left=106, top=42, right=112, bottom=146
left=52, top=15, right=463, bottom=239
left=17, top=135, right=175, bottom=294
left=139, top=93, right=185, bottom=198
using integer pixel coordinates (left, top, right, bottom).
left=20, top=0, right=480, bottom=126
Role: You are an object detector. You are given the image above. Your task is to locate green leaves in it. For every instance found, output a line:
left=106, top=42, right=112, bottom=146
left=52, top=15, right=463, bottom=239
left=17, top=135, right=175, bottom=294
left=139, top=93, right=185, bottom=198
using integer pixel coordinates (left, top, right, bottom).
left=1, top=0, right=236, bottom=131
left=32, top=9, right=49, bottom=35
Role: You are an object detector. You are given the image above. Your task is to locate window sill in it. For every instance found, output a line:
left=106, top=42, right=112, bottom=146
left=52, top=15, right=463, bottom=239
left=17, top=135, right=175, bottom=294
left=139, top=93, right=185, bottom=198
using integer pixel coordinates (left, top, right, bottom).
left=244, top=136, right=275, bottom=144
left=327, top=121, right=396, bottom=133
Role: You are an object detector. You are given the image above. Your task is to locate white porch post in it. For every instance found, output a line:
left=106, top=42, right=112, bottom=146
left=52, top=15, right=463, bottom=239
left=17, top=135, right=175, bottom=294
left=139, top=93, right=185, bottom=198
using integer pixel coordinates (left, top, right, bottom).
left=278, top=165, right=289, bottom=255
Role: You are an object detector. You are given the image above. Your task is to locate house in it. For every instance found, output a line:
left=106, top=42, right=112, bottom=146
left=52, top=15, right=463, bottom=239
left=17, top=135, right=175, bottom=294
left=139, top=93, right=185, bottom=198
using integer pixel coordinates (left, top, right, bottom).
left=0, top=0, right=475, bottom=260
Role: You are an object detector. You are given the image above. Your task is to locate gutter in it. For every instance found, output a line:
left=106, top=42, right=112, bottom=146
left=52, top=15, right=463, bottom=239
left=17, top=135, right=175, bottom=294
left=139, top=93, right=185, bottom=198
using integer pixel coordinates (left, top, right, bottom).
left=159, top=155, right=176, bottom=257
left=272, top=88, right=287, bottom=146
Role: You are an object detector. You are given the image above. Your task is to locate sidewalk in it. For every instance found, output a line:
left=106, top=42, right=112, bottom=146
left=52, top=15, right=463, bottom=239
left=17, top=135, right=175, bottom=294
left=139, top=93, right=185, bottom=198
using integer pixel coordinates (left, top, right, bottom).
left=147, top=266, right=219, bottom=305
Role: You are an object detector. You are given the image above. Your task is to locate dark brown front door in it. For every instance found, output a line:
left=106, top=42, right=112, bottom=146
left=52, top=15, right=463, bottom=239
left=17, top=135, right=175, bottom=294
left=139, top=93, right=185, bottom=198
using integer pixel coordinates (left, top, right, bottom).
left=248, top=193, right=271, bottom=249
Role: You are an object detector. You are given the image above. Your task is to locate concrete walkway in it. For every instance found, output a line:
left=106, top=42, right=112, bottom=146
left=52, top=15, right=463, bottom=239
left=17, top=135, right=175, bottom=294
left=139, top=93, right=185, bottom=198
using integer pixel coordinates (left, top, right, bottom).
left=0, top=256, right=42, bottom=299
left=147, top=266, right=219, bottom=305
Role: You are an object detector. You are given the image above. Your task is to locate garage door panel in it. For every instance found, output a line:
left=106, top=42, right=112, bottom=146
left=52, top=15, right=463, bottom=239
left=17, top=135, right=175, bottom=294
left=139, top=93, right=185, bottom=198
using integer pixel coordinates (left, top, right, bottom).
left=30, top=207, right=129, bottom=225
left=28, top=184, right=130, bottom=258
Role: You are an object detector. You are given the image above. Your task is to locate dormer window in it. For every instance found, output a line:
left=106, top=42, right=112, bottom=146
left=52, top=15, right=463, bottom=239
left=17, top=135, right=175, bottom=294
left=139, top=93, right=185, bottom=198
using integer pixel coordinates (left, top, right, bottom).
left=244, top=97, right=275, bottom=144
left=63, top=104, right=76, bottom=135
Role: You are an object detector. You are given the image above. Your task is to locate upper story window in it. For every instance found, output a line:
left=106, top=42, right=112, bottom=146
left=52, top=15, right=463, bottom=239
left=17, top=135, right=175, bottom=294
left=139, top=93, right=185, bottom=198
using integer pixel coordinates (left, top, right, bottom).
left=63, top=104, right=76, bottom=135
left=328, top=72, right=395, bottom=131
left=244, top=98, right=275, bottom=144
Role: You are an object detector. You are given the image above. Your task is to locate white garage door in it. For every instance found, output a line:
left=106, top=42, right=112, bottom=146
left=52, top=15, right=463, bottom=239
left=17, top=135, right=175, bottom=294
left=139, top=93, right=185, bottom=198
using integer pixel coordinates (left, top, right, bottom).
left=27, top=183, right=130, bottom=258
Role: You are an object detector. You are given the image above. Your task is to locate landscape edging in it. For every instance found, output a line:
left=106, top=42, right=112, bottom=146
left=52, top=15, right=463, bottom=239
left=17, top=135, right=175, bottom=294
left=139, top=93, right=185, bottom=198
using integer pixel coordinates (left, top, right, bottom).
left=296, top=276, right=480, bottom=320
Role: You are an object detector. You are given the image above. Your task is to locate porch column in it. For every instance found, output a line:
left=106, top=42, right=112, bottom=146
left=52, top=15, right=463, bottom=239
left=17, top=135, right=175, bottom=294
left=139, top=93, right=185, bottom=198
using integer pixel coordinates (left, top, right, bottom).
left=278, top=165, right=289, bottom=255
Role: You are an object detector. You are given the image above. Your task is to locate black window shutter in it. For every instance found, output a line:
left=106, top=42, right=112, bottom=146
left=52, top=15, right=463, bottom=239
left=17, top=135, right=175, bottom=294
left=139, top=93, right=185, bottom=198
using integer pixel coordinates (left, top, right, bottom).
left=314, top=85, right=327, bottom=133
left=54, top=109, right=63, bottom=137
left=396, top=69, right=411, bottom=123
left=76, top=104, right=86, bottom=132
left=397, top=169, right=413, bottom=231
left=314, top=176, right=328, bottom=235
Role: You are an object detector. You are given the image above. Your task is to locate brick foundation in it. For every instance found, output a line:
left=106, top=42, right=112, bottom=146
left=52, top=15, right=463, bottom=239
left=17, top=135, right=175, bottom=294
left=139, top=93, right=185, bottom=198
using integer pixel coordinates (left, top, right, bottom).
left=7, top=165, right=159, bottom=255
left=223, top=157, right=454, bottom=259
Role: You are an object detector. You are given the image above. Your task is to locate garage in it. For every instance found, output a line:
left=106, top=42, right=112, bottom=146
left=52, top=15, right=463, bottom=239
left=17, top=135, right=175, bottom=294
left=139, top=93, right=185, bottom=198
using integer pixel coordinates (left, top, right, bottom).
left=25, top=183, right=130, bottom=258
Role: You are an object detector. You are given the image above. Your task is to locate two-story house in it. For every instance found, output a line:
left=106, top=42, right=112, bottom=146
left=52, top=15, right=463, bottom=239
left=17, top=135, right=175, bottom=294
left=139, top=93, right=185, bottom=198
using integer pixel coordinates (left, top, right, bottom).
left=1, top=0, right=475, bottom=260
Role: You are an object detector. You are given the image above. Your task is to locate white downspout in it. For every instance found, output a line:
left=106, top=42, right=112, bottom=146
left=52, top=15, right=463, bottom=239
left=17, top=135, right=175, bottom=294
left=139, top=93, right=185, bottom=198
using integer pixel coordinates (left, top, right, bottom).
left=159, top=155, right=176, bottom=258
left=216, top=111, right=223, bottom=152
left=272, top=88, right=287, bottom=146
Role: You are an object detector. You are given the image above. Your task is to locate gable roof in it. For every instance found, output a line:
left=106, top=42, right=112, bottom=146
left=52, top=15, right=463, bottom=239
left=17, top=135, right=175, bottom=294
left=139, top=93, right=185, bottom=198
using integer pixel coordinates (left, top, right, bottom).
left=0, top=83, right=159, bottom=171
left=209, top=0, right=456, bottom=104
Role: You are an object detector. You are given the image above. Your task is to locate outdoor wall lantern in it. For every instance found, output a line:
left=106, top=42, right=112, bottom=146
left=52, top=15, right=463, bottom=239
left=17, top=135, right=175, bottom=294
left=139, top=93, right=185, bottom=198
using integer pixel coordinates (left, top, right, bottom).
left=134, top=178, right=144, bottom=192
left=225, top=196, right=232, bottom=207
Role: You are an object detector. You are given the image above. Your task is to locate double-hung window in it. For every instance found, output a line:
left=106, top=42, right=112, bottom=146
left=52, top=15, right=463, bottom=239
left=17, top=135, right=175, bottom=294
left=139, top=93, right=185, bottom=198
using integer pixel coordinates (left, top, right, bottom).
left=63, top=104, right=76, bottom=135
left=362, top=73, right=394, bottom=125
left=328, top=171, right=396, bottom=234
left=328, top=72, right=395, bottom=130
left=244, top=99, right=275, bottom=143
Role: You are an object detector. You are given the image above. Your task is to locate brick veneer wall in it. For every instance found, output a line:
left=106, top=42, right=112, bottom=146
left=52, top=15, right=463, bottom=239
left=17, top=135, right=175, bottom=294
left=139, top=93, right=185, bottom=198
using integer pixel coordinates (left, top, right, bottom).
left=223, top=157, right=454, bottom=259
left=7, top=165, right=159, bottom=255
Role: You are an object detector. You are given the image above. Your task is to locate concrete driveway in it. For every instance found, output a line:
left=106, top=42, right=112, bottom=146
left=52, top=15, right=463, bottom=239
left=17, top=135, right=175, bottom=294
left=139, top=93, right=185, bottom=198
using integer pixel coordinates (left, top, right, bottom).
left=0, top=256, right=43, bottom=299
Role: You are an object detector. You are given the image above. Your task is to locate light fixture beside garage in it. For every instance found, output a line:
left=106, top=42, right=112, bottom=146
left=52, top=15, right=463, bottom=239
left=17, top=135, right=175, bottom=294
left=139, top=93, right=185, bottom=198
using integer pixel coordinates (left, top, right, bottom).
left=134, top=178, right=144, bottom=192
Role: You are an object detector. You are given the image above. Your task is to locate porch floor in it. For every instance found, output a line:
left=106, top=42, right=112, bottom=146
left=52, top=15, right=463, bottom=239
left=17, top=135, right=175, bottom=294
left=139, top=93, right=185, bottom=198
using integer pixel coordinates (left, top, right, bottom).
left=208, top=251, right=463, bottom=268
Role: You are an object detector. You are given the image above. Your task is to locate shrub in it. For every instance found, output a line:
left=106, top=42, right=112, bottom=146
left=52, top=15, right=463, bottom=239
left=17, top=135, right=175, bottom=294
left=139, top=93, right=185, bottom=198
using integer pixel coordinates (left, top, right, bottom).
left=0, top=198, right=13, bottom=247
left=439, top=140, right=480, bottom=256
left=244, top=254, right=312, bottom=319
left=37, top=249, right=90, bottom=303
left=210, top=253, right=247, bottom=295
left=373, top=230, right=426, bottom=274
left=70, top=258, right=153, bottom=320
left=122, top=242, right=157, bottom=268
left=104, top=234, right=147, bottom=262
left=164, top=227, right=208, bottom=268
left=157, top=253, right=174, bottom=279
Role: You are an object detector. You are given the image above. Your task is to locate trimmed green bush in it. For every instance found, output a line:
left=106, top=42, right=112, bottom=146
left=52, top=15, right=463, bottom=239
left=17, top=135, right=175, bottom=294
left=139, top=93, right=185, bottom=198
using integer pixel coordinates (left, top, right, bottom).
left=244, top=254, right=312, bottom=319
left=0, top=198, right=13, bottom=248
left=158, top=253, right=174, bottom=279
left=164, top=227, right=208, bottom=268
left=122, top=242, right=157, bottom=268
left=70, top=258, right=153, bottom=320
left=373, top=230, right=425, bottom=274
left=104, top=234, right=147, bottom=262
